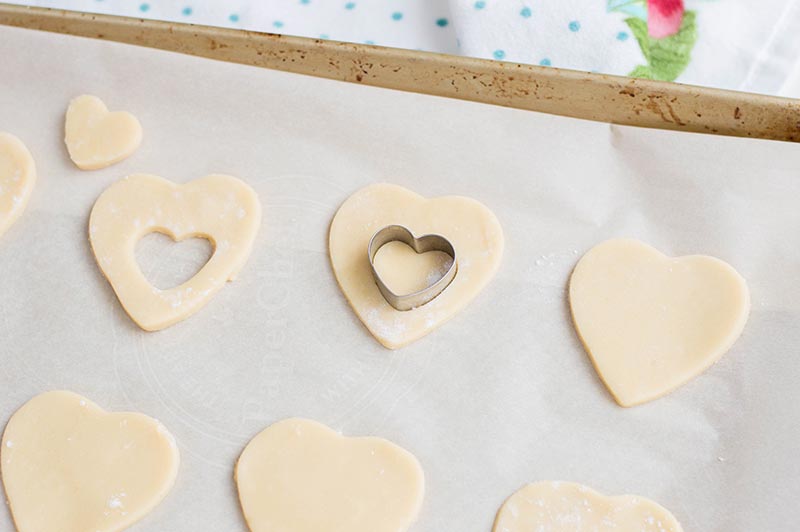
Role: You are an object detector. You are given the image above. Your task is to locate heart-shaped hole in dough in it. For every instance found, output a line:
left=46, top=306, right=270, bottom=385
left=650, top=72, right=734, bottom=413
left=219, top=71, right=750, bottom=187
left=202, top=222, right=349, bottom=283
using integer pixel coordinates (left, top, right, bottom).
left=89, top=173, right=261, bottom=331
left=373, top=240, right=454, bottom=296
left=136, top=231, right=214, bottom=290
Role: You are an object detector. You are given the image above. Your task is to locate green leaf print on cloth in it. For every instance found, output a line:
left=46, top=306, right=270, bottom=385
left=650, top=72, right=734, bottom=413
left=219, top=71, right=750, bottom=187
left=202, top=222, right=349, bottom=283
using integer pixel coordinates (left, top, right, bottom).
left=626, top=11, right=697, bottom=81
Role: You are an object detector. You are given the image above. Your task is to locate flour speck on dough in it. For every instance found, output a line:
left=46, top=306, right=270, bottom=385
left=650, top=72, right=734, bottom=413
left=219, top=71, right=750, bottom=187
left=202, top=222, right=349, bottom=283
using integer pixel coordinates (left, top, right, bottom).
left=364, top=308, right=407, bottom=343
left=107, top=491, right=127, bottom=511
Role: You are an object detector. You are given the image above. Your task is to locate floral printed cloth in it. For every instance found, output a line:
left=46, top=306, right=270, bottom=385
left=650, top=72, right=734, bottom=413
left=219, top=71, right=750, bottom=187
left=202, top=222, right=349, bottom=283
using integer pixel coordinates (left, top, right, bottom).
left=7, top=0, right=800, bottom=96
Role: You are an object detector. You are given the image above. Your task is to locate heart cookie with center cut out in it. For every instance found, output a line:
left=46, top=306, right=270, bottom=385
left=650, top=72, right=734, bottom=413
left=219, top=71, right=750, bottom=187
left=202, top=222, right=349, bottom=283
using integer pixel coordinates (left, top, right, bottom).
left=0, top=132, right=36, bottom=239
left=236, top=418, right=424, bottom=532
left=494, top=481, right=683, bottom=532
left=569, top=238, right=750, bottom=406
left=1, top=391, right=180, bottom=532
left=329, top=183, right=504, bottom=348
left=90, top=173, right=261, bottom=331
left=65, top=95, right=142, bottom=170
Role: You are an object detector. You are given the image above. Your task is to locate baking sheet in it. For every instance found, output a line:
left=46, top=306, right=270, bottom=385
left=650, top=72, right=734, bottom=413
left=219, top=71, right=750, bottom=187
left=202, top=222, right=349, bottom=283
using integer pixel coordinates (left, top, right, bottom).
left=1, top=24, right=799, bottom=531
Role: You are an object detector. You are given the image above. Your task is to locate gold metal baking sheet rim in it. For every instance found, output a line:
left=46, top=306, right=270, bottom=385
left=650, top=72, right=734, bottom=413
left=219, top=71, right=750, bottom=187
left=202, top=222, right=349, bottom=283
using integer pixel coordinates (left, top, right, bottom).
left=1, top=2, right=798, bottom=143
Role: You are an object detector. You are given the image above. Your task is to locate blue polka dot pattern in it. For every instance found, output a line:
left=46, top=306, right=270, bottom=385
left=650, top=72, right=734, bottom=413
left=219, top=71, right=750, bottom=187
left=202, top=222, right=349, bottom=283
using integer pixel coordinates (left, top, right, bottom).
left=520, top=7, right=532, bottom=18
left=569, top=20, right=581, bottom=32
left=539, top=58, right=552, bottom=66
left=617, top=31, right=629, bottom=41
left=493, top=49, right=505, bottom=60
left=21, top=0, right=462, bottom=67
left=474, top=1, right=486, bottom=9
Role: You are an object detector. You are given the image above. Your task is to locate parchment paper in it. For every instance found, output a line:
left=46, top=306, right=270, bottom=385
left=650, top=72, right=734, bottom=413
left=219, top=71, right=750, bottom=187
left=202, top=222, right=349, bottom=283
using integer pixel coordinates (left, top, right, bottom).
left=1, top=25, right=799, bottom=531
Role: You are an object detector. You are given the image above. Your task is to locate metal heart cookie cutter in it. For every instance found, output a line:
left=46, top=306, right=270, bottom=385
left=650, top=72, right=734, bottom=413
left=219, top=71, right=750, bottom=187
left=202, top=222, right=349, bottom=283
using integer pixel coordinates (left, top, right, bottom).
left=368, top=225, right=458, bottom=311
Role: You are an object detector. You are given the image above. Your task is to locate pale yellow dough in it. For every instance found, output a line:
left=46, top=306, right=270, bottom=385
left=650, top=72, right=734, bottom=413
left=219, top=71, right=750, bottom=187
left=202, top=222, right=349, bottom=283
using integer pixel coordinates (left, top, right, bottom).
left=329, top=183, right=504, bottom=349
left=0, top=132, right=36, bottom=239
left=374, top=241, right=453, bottom=296
left=1, top=391, right=179, bottom=532
left=89, top=173, right=261, bottom=331
left=65, top=95, right=142, bottom=170
left=236, top=418, right=425, bottom=532
left=569, top=238, right=750, bottom=407
left=493, top=481, right=683, bottom=532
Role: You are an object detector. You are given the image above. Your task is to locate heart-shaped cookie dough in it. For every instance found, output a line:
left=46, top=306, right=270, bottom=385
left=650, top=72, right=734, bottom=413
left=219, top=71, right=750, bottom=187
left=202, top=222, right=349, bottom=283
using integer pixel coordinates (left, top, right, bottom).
left=89, top=173, right=261, bottom=331
left=65, top=95, right=142, bottom=170
left=1, top=391, right=179, bottom=532
left=494, top=481, right=683, bottom=532
left=329, top=183, right=504, bottom=348
left=569, top=238, right=750, bottom=407
left=0, top=132, right=36, bottom=239
left=236, top=418, right=424, bottom=532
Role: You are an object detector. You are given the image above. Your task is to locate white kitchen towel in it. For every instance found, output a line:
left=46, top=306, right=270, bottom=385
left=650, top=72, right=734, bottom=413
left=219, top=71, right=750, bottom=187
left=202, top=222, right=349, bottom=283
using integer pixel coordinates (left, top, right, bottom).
left=6, top=0, right=800, bottom=96
left=2, top=0, right=460, bottom=52
left=449, top=0, right=800, bottom=95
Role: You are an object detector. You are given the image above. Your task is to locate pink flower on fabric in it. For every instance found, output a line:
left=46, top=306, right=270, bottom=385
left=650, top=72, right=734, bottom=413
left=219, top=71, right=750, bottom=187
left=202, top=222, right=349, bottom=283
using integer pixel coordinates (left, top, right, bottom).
left=647, top=0, right=684, bottom=38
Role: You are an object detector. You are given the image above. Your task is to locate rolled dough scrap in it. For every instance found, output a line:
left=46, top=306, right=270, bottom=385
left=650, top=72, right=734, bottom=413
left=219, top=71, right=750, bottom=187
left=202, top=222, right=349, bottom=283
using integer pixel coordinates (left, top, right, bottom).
left=329, top=183, right=504, bottom=349
left=1, top=390, right=179, bottom=532
left=65, top=95, right=142, bottom=170
left=0, top=132, right=36, bottom=239
left=236, top=418, right=424, bottom=532
left=89, top=173, right=261, bottom=331
left=493, top=481, right=683, bottom=532
left=569, top=238, right=750, bottom=407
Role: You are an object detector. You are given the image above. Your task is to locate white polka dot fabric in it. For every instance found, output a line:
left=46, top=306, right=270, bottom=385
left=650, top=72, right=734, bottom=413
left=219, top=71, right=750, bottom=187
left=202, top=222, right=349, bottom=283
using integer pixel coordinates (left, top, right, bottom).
left=6, top=0, right=800, bottom=96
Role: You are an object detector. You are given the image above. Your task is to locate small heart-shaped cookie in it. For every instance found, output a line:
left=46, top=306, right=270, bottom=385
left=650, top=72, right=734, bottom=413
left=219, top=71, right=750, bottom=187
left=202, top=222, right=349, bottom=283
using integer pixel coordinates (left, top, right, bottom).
left=494, top=481, right=683, bottom=532
left=236, top=418, right=424, bottom=532
left=1, top=391, right=179, bottom=532
left=89, top=173, right=261, bottom=331
left=329, top=183, right=504, bottom=348
left=569, top=238, right=750, bottom=406
left=65, top=95, right=142, bottom=170
left=0, top=132, right=36, bottom=239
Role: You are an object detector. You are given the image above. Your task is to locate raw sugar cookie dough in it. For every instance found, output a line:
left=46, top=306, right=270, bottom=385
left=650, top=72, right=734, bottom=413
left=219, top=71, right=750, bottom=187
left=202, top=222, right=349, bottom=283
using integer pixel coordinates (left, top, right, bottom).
left=373, top=240, right=454, bottom=300
left=0, top=132, right=36, bottom=239
left=494, top=481, right=683, bottom=532
left=89, top=173, right=261, bottom=331
left=1, top=391, right=179, bottom=532
left=236, top=418, right=424, bottom=532
left=65, top=95, right=142, bottom=170
left=569, top=238, right=750, bottom=406
left=329, top=183, right=504, bottom=349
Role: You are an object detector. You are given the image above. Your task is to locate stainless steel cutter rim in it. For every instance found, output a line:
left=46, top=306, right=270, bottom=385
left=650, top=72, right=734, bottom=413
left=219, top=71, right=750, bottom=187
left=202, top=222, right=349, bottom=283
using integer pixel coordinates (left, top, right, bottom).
left=368, top=224, right=458, bottom=311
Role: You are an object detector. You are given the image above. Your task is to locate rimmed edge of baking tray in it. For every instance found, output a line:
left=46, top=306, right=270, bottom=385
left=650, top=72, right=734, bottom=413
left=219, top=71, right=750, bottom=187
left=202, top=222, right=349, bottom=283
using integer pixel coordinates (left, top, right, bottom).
left=1, top=3, right=799, bottom=143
